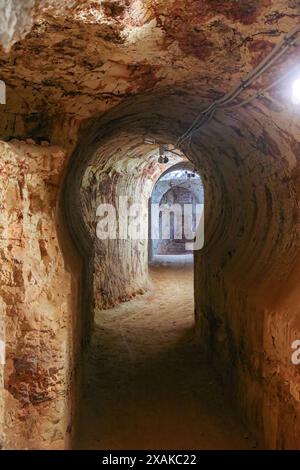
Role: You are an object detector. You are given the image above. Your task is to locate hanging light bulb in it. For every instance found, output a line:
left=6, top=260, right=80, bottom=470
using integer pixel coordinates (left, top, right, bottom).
left=158, top=144, right=164, bottom=163
left=158, top=145, right=169, bottom=164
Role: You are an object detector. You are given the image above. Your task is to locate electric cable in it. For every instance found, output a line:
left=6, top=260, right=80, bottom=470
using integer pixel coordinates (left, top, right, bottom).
left=176, top=25, right=300, bottom=148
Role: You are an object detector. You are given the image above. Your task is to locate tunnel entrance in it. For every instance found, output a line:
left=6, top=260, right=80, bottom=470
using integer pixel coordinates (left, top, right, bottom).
left=60, top=87, right=294, bottom=449
left=58, top=85, right=300, bottom=449
left=74, top=143, right=251, bottom=450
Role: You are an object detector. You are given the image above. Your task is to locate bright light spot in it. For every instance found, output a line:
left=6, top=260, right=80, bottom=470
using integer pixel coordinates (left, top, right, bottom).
left=160, top=170, right=200, bottom=181
left=292, top=79, right=300, bottom=104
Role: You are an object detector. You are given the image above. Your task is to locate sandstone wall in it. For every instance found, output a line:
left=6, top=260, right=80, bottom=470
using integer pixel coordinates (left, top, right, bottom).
left=192, top=109, right=300, bottom=449
left=0, top=140, right=81, bottom=449
left=82, top=171, right=151, bottom=311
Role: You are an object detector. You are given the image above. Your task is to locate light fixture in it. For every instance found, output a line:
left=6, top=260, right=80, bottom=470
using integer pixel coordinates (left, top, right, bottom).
left=292, top=78, right=300, bottom=104
left=158, top=144, right=169, bottom=164
left=158, top=144, right=164, bottom=163
left=158, top=155, right=169, bottom=163
left=145, top=137, right=183, bottom=158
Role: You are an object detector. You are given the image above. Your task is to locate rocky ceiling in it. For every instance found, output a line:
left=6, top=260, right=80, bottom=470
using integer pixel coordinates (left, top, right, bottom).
left=0, top=0, right=299, bottom=146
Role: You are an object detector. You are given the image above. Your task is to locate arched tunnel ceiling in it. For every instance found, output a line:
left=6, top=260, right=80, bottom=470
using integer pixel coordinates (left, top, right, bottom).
left=1, top=0, right=300, bottom=293
left=0, top=1, right=300, bottom=144
left=62, top=89, right=300, bottom=303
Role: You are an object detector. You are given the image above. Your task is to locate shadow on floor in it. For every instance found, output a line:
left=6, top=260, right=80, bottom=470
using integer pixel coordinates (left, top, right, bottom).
left=76, top=265, right=254, bottom=450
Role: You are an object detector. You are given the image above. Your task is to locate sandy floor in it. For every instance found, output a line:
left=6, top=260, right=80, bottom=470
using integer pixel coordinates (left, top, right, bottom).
left=76, top=263, right=253, bottom=450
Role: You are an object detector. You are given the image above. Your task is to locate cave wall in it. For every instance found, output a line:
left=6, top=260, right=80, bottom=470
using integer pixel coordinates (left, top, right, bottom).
left=0, top=0, right=36, bottom=52
left=82, top=168, right=152, bottom=311
left=0, top=139, right=81, bottom=449
left=191, top=108, right=300, bottom=449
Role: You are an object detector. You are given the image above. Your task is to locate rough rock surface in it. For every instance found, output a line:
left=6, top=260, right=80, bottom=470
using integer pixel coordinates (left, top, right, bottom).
left=0, top=0, right=300, bottom=450
left=0, top=0, right=299, bottom=145
left=0, top=140, right=80, bottom=449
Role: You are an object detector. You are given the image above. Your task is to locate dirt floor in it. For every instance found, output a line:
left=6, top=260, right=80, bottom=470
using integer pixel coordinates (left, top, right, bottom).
left=76, top=261, right=254, bottom=449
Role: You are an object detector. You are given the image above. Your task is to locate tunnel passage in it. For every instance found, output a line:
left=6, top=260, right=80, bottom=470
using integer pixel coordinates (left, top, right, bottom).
left=0, top=0, right=300, bottom=452
left=77, top=257, right=252, bottom=450
left=80, top=138, right=186, bottom=312
left=1, top=87, right=300, bottom=449
left=158, top=187, right=198, bottom=255
left=62, top=89, right=300, bottom=449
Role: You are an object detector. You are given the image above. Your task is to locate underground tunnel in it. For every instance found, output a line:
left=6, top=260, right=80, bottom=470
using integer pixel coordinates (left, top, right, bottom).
left=0, top=0, right=300, bottom=454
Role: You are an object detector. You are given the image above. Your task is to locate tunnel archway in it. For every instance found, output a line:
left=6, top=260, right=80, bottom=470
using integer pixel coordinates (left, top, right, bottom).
left=158, top=185, right=198, bottom=255
left=149, top=162, right=204, bottom=261
left=60, top=86, right=300, bottom=449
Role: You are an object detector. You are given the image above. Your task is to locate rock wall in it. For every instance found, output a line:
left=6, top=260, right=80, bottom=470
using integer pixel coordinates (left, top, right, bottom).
left=82, top=169, right=151, bottom=311
left=192, top=109, right=300, bottom=449
left=0, top=140, right=81, bottom=449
